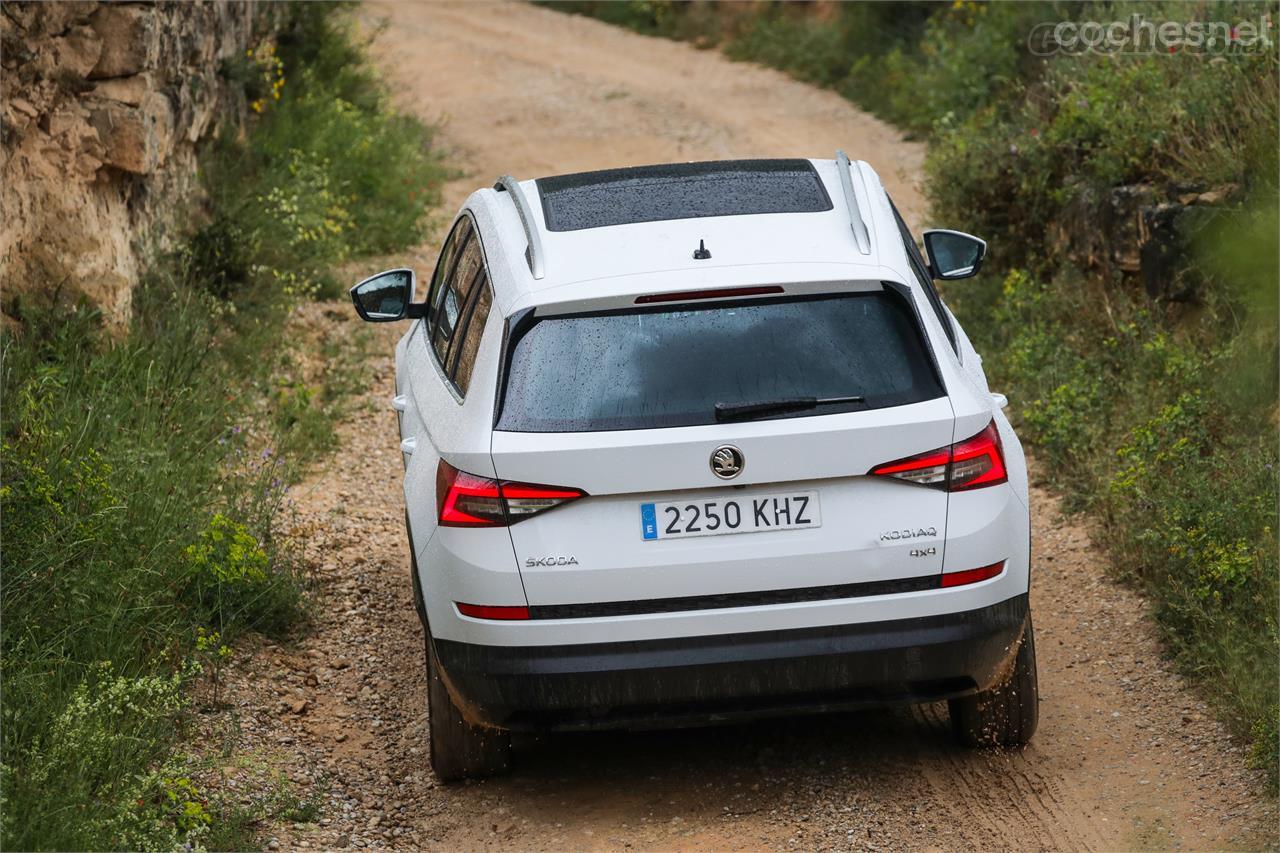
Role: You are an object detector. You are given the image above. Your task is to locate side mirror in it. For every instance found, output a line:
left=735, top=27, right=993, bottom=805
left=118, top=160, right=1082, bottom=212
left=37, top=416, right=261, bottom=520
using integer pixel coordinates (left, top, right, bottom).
left=922, top=230, right=987, bottom=280
left=350, top=268, right=419, bottom=322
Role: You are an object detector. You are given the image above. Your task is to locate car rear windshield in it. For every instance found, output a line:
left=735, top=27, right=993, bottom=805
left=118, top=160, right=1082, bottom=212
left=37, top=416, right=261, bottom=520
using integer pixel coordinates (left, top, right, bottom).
left=496, top=291, right=944, bottom=433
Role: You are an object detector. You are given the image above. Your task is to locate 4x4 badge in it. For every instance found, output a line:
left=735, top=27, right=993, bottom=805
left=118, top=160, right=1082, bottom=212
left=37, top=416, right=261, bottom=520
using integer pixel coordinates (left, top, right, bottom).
left=710, top=445, right=744, bottom=479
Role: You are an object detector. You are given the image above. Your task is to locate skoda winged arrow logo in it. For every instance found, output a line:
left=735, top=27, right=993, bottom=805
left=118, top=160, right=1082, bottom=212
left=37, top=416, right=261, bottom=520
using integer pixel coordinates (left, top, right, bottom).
left=710, top=445, right=744, bottom=479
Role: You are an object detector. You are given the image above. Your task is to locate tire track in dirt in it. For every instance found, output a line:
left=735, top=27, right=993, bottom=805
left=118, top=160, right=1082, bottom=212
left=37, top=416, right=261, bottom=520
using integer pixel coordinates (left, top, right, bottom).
left=223, top=3, right=1274, bottom=850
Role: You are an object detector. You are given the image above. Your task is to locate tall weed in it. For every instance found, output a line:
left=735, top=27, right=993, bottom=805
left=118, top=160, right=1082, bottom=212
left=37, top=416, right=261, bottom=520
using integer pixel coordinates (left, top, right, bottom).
left=0, top=278, right=306, bottom=849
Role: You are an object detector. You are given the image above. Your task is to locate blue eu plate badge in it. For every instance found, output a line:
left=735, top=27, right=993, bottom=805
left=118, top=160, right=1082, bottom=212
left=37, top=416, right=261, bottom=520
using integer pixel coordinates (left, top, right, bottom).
left=640, top=503, right=658, bottom=540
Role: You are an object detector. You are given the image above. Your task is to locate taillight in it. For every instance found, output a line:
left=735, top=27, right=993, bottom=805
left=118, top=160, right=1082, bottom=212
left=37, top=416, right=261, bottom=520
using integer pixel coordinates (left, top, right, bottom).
left=500, top=481, right=587, bottom=521
left=436, top=460, right=586, bottom=527
left=869, top=420, right=1007, bottom=492
left=948, top=421, right=1009, bottom=490
left=436, top=461, right=506, bottom=527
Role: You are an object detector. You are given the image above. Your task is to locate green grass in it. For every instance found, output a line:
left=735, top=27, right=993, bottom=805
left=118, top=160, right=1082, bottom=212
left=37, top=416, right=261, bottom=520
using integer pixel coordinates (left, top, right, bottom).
left=551, top=0, right=1280, bottom=790
left=0, top=271, right=309, bottom=851
left=0, top=3, right=446, bottom=848
left=192, top=3, right=448, bottom=302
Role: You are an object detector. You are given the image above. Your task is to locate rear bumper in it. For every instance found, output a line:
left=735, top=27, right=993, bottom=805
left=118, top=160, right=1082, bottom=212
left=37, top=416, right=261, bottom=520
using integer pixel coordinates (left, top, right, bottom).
left=434, top=593, right=1029, bottom=731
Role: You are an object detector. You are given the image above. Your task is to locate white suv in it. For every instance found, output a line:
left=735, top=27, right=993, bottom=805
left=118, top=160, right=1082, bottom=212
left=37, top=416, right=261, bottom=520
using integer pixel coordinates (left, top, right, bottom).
left=351, top=156, right=1037, bottom=782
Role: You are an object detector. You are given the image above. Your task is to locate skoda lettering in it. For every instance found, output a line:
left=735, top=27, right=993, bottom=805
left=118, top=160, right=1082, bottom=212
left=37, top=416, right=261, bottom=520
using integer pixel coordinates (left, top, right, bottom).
left=525, top=556, right=579, bottom=567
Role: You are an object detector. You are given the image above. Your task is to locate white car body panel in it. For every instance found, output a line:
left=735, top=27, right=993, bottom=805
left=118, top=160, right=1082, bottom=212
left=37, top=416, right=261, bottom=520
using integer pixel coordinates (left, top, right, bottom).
left=383, top=157, right=1030, bottom=655
left=422, top=545, right=1029, bottom=648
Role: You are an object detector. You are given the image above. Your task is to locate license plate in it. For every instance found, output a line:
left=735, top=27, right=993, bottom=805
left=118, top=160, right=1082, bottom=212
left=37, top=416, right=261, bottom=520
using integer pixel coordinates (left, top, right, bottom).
left=640, top=491, right=821, bottom=541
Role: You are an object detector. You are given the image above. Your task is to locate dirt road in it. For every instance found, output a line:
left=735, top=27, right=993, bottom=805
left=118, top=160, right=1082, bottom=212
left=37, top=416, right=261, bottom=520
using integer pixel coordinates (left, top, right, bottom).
left=229, top=3, right=1273, bottom=850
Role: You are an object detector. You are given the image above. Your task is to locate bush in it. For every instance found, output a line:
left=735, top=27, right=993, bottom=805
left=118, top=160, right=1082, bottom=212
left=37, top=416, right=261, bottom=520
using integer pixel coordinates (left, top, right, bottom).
left=540, top=1, right=693, bottom=38
left=725, top=9, right=849, bottom=87
left=184, top=512, right=301, bottom=637
left=959, top=253, right=1278, bottom=790
left=850, top=2, right=1037, bottom=134
left=929, top=44, right=1278, bottom=268
left=1, top=663, right=198, bottom=851
left=194, top=2, right=447, bottom=301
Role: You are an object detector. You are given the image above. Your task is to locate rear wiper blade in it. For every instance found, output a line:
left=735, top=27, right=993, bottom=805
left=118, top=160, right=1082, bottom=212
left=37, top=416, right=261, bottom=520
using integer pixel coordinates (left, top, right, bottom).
left=714, top=395, right=865, bottom=422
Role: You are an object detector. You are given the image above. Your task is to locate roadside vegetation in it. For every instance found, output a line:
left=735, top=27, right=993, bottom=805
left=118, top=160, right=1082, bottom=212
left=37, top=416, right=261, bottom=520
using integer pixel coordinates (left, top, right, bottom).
left=552, top=0, right=1280, bottom=789
left=0, top=5, right=446, bottom=849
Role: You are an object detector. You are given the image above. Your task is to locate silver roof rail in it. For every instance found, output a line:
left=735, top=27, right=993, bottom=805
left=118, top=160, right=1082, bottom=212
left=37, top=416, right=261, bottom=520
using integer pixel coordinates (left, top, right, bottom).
left=835, top=150, right=872, bottom=255
left=495, top=175, right=546, bottom=280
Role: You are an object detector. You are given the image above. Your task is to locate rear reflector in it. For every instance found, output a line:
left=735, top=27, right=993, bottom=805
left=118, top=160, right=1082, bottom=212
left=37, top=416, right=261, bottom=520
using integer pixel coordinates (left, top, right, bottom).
left=941, top=561, right=1005, bottom=588
left=635, top=285, right=784, bottom=304
left=869, top=420, right=1008, bottom=492
left=456, top=602, right=531, bottom=620
left=437, top=460, right=586, bottom=527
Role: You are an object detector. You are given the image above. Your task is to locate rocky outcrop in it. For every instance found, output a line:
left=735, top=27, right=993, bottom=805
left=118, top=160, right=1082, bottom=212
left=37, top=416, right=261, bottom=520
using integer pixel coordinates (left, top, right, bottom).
left=1, top=2, right=265, bottom=325
left=1050, top=181, right=1240, bottom=300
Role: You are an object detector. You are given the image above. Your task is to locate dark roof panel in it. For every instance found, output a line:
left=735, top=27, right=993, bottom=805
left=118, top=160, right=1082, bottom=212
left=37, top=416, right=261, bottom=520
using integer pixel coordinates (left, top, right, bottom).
left=535, top=159, right=833, bottom=232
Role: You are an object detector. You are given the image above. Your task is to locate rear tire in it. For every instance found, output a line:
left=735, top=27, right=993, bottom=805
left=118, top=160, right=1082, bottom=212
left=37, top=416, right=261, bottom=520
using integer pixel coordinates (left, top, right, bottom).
left=408, top=527, right=512, bottom=782
left=425, top=633, right=511, bottom=782
left=949, top=616, right=1039, bottom=748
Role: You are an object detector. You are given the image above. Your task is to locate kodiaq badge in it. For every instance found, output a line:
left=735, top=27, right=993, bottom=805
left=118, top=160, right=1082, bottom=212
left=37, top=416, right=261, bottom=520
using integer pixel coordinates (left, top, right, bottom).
left=880, top=526, right=938, bottom=541
left=710, top=445, right=744, bottom=479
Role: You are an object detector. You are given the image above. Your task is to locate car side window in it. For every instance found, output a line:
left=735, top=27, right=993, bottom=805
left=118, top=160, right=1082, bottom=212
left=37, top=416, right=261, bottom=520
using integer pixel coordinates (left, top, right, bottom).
left=447, top=276, right=493, bottom=397
left=431, top=225, right=484, bottom=365
left=425, top=216, right=472, bottom=327
left=890, top=199, right=958, bottom=353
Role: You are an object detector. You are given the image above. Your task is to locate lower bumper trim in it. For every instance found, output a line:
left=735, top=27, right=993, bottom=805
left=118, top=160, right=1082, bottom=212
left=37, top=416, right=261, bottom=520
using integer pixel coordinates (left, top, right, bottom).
left=434, top=593, right=1028, bottom=731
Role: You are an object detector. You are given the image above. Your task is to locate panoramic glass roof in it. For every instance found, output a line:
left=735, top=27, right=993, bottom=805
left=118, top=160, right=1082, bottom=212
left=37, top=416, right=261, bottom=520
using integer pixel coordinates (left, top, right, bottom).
left=535, top=159, right=833, bottom=232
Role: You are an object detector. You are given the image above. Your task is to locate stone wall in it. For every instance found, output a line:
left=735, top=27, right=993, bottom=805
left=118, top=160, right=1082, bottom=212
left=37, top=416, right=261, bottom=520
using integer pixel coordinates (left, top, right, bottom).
left=1, top=1, right=266, bottom=325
